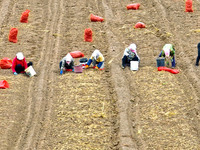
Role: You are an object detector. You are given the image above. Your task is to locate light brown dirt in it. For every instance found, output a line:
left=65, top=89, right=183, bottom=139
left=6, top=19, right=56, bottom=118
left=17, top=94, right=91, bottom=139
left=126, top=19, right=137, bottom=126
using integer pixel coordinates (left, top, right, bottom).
left=0, top=0, right=200, bottom=150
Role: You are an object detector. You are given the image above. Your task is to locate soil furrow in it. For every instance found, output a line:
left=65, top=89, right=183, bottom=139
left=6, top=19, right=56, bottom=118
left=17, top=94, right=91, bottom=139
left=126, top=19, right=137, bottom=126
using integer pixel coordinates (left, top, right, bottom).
left=102, top=0, right=137, bottom=149
left=15, top=0, right=61, bottom=149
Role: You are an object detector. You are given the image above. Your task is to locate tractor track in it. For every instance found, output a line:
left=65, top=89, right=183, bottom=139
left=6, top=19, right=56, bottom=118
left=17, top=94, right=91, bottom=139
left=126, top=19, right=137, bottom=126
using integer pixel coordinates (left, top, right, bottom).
left=15, top=0, right=63, bottom=149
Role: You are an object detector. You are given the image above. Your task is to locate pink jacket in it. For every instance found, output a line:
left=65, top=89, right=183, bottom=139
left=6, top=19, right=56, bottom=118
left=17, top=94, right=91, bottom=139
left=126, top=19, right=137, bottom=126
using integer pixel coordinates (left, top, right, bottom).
left=11, top=56, right=28, bottom=73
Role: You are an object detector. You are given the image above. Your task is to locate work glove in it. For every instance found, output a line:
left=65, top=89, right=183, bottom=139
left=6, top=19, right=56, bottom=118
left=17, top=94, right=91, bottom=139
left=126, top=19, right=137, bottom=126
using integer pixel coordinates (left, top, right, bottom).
left=60, top=70, right=63, bottom=75
left=14, top=72, right=18, bottom=75
left=85, top=65, right=89, bottom=69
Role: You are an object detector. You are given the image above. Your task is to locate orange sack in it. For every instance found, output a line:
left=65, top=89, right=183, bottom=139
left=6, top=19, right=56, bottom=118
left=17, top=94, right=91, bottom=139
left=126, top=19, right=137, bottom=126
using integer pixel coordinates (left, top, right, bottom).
left=70, top=51, right=84, bottom=58
left=185, top=0, right=193, bottom=12
left=127, top=3, right=140, bottom=10
left=158, top=67, right=179, bottom=74
left=84, top=28, right=93, bottom=42
left=134, top=22, right=146, bottom=28
left=20, top=9, right=30, bottom=23
left=0, top=57, right=12, bottom=69
left=9, top=28, right=18, bottom=43
left=0, top=80, right=9, bottom=89
left=90, top=14, right=104, bottom=22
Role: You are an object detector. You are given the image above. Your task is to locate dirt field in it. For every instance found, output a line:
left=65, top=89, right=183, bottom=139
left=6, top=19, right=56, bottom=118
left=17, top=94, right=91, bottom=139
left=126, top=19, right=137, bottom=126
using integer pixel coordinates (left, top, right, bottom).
left=0, top=0, right=200, bottom=149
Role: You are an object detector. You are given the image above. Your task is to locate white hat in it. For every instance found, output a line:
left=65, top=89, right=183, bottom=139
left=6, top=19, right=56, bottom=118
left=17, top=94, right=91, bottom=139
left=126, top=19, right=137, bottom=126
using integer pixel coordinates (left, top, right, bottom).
left=16, top=52, right=24, bottom=60
left=128, top=44, right=137, bottom=53
left=163, top=48, right=170, bottom=57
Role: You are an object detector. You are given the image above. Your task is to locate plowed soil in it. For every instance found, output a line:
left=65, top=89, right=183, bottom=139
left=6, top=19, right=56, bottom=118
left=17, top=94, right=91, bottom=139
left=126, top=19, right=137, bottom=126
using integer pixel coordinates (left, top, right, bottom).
left=0, top=0, right=200, bottom=150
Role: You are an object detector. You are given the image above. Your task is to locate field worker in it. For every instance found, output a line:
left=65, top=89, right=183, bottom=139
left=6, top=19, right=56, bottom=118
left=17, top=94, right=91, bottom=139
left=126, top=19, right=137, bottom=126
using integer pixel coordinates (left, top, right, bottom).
left=59, top=53, right=74, bottom=75
left=195, top=43, right=200, bottom=66
left=159, top=44, right=175, bottom=68
left=85, top=49, right=104, bottom=70
left=121, top=43, right=140, bottom=69
left=12, top=52, right=33, bottom=75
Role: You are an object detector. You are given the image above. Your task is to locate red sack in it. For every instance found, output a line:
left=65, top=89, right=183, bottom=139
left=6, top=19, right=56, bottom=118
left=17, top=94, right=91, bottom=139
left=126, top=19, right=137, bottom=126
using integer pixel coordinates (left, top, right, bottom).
left=9, top=28, right=18, bottom=43
left=90, top=14, right=104, bottom=22
left=127, top=3, right=140, bottom=10
left=134, top=22, right=146, bottom=28
left=0, top=80, right=9, bottom=89
left=0, top=57, right=12, bottom=69
left=158, top=67, right=179, bottom=74
left=185, top=0, right=193, bottom=12
left=20, top=9, right=30, bottom=23
left=84, top=28, right=92, bottom=42
left=70, top=51, right=84, bottom=58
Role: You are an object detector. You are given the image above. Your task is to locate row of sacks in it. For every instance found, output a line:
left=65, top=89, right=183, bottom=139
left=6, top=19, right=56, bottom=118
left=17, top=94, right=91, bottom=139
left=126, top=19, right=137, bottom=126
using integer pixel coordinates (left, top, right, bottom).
left=127, top=1, right=194, bottom=12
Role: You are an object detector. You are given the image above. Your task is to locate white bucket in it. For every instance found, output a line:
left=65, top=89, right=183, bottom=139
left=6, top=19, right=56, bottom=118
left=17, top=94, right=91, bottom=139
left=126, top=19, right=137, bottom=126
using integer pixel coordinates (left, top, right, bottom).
left=25, top=66, right=36, bottom=77
left=130, top=61, right=139, bottom=71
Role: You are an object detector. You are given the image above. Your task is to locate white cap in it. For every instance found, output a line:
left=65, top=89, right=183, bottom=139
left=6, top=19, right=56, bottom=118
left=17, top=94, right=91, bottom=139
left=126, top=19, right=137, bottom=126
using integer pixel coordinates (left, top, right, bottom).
left=16, top=52, right=24, bottom=60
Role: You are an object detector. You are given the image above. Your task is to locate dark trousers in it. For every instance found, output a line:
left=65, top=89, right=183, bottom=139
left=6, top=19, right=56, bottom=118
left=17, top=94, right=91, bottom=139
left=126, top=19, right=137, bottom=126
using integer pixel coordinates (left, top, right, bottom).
left=15, top=62, right=33, bottom=73
left=122, top=55, right=139, bottom=67
left=159, top=52, right=175, bottom=68
left=196, top=47, right=200, bottom=66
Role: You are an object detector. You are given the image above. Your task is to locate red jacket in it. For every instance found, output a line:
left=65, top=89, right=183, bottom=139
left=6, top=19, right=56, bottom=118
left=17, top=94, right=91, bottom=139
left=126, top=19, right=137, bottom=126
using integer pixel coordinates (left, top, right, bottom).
left=12, top=56, right=28, bottom=73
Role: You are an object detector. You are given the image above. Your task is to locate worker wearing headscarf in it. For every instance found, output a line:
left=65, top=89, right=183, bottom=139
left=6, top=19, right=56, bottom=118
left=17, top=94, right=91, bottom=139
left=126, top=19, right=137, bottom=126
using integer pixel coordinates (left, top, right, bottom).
left=159, top=44, right=175, bottom=68
left=85, top=49, right=104, bottom=70
left=12, top=52, right=32, bottom=75
left=122, top=43, right=140, bottom=69
left=59, top=53, right=74, bottom=75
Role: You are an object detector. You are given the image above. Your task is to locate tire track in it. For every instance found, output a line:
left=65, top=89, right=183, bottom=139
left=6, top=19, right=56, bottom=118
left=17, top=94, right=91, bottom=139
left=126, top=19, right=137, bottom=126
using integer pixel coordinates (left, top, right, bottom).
left=15, top=0, right=62, bottom=149
left=37, top=0, right=64, bottom=148
left=102, top=0, right=137, bottom=149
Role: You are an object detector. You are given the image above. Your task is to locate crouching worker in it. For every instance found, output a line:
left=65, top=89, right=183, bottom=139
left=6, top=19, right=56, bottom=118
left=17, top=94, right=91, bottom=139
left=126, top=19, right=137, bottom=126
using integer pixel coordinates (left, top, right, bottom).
left=59, top=53, right=74, bottom=75
left=85, top=49, right=104, bottom=70
left=159, top=44, right=175, bottom=68
left=122, top=43, right=140, bottom=69
left=12, top=52, right=33, bottom=75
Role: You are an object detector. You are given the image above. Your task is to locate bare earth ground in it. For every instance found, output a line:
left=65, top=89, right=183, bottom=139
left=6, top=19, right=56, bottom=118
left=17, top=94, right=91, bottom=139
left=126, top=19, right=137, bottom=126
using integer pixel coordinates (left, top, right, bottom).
left=0, top=0, right=200, bottom=150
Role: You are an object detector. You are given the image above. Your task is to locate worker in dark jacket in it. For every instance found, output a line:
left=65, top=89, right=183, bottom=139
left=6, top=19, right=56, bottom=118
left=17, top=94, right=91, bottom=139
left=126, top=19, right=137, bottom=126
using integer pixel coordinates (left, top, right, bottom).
left=196, top=43, right=200, bottom=66
left=12, top=52, right=32, bottom=75
left=159, top=44, right=175, bottom=68
left=59, top=53, right=74, bottom=75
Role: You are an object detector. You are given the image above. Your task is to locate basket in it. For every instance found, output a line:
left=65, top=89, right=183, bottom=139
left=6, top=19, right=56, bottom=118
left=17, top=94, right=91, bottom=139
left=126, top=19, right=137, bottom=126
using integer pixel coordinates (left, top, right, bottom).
left=156, top=57, right=165, bottom=67
left=74, top=65, right=83, bottom=73
left=79, top=58, right=88, bottom=69
left=130, top=61, right=139, bottom=71
left=25, top=66, right=36, bottom=77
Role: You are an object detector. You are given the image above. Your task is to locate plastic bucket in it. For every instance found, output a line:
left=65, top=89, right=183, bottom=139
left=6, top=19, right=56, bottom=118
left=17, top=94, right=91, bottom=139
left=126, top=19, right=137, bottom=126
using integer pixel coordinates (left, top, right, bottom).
left=156, top=57, right=165, bottom=67
left=25, top=66, right=36, bottom=77
left=74, top=65, right=83, bottom=73
left=130, top=61, right=139, bottom=71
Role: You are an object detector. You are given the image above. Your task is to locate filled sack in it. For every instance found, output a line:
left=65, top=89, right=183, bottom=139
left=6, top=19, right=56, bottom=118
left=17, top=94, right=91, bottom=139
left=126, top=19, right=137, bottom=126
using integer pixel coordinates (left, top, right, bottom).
left=0, top=57, right=12, bottom=69
left=70, top=51, right=84, bottom=58
left=0, top=80, right=9, bottom=89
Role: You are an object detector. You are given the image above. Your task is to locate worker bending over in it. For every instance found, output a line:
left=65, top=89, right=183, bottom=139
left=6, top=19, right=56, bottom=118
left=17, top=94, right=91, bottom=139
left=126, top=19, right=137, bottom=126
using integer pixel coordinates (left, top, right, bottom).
left=85, top=49, right=104, bottom=70
left=60, top=53, right=74, bottom=75
left=159, top=44, right=175, bottom=68
left=122, top=43, right=140, bottom=69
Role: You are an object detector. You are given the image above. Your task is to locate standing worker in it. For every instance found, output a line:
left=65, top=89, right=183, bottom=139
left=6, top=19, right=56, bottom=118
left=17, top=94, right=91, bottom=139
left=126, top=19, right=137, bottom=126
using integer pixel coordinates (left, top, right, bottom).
left=195, top=43, right=200, bottom=66
left=59, top=53, right=74, bottom=75
left=159, top=44, right=176, bottom=68
left=85, top=49, right=104, bottom=70
left=121, top=43, right=140, bottom=69
left=12, top=52, right=32, bottom=75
